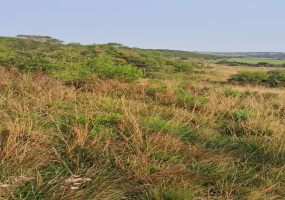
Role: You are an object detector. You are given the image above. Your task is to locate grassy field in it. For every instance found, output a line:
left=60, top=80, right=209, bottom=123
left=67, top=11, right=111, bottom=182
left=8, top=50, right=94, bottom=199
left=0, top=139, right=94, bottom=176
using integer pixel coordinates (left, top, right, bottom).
left=229, top=57, right=285, bottom=65
left=0, top=36, right=284, bottom=199
left=201, top=58, right=285, bottom=66
left=194, top=64, right=282, bottom=82
left=0, top=65, right=285, bottom=199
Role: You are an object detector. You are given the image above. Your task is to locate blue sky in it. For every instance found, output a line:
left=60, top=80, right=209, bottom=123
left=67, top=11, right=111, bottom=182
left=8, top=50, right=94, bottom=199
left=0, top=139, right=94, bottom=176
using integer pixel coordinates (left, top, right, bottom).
left=1, top=0, right=285, bottom=52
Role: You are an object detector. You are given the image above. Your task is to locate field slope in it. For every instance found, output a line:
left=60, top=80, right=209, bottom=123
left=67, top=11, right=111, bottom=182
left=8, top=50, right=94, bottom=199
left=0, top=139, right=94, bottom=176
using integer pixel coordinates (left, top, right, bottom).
left=0, top=36, right=285, bottom=199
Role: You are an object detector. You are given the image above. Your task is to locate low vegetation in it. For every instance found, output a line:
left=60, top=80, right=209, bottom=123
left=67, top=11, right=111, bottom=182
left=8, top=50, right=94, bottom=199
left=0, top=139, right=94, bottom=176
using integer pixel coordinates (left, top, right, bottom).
left=216, top=59, right=285, bottom=68
left=229, top=69, right=285, bottom=87
left=141, top=49, right=226, bottom=60
left=0, top=35, right=195, bottom=81
left=207, top=52, right=285, bottom=59
left=0, top=35, right=284, bottom=199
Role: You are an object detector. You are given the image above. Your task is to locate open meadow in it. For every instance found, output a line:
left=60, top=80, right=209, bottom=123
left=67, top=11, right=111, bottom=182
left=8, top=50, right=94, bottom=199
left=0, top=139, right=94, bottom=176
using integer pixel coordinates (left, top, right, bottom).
left=0, top=36, right=285, bottom=199
left=1, top=68, right=285, bottom=199
left=229, top=58, right=285, bottom=65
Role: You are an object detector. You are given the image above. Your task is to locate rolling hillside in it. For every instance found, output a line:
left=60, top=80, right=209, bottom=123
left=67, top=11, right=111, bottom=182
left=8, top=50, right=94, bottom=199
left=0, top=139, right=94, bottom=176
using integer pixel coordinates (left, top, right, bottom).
left=0, top=35, right=285, bottom=199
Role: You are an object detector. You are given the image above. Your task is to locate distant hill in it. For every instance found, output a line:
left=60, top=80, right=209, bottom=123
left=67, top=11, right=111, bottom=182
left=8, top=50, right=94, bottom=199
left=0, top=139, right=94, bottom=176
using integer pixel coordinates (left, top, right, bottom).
left=0, top=35, right=197, bottom=80
left=203, top=52, right=285, bottom=59
left=140, top=49, right=227, bottom=60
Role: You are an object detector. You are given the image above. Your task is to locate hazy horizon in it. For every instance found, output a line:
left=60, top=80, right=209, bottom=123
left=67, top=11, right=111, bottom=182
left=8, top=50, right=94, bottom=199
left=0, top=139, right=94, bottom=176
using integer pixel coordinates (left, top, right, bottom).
left=2, top=0, right=285, bottom=52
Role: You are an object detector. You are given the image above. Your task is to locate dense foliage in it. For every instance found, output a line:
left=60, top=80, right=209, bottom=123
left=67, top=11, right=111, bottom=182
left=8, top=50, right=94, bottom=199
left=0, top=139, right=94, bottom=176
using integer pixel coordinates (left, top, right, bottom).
left=229, top=69, right=285, bottom=86
left=0, top=36, right=197, bottom=81
left=140, top=49, right=226, bottom=60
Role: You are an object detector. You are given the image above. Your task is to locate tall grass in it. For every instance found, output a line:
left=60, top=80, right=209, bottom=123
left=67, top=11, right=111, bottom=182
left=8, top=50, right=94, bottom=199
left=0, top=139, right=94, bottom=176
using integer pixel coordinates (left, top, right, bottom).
left=0, top=67, right=284, bottom=199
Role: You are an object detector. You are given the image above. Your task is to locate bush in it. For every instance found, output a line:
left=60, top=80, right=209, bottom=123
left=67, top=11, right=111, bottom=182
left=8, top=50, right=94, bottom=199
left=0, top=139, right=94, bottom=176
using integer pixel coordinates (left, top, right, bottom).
left=0, top=45, right=17, bottom=67
left=176, top=89, right=208, bottom=109
left=229, top=70, right=270, bottom=85
left=167, top=60, right=194, bottom=73
left=229, top=69, right=285, bottom=87
left=146, top=84, right=167, bottom=98
left=267, top=69, right=285, bottom=87
left=231, top=109, right=250, bottom=122
left=85, top=56, right=143, bottom=81
left=224, top=87, right=242, bottom=97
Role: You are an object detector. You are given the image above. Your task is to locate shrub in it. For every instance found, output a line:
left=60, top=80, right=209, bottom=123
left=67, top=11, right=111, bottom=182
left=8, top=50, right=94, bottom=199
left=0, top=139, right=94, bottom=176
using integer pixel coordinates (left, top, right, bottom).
left=267, top=69, right=285, bottom=87
left=141, top=117, right=172, bottom=134
left=224, top=87, right=242, bottom=97
left=176, top=89, right=208, bottom=109
left=146, top=65, right=176, bottom=78
left=229, top=70, right=270, bottom=85
left=231, top=109, right=250, bottom=122
left=146, top=84, right=167, bottom=98
left=229, top=69, right=285, bottom=87
left=168, top=60, right=195, bottom=73
left=243, top=91, right=258, bottom=97
left=0, top=46, right=17, bottom=67
left=85, top=56, right=143, bottom=81
left=256, top=62, right=269, bottom=67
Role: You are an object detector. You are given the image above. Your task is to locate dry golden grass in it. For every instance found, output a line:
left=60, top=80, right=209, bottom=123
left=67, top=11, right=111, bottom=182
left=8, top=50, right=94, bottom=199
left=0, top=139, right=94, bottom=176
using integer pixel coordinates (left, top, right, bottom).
left=0, top=66, right=284, bottom=199
left=195, top=63, right=283, bottom=83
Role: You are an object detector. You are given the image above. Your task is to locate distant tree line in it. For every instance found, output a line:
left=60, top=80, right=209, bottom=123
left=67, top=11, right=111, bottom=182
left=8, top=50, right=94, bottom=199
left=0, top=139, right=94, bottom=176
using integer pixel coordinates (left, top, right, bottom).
left=208, top=52, right=285, bottom=59
left=216, top=60, right=285, bottom=68
left=139, top=49, right=226, bottom=60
